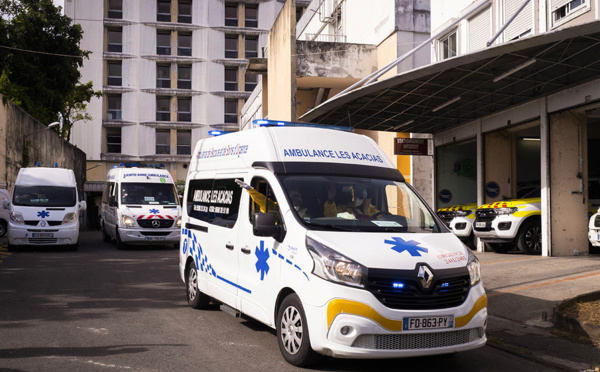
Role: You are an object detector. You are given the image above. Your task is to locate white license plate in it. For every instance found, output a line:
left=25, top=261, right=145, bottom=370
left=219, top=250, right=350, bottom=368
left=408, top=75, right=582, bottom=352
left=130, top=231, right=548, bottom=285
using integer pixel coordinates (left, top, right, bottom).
left=475, top=222, right=487, bottom=228
left=32, top=233, right=54, bottom=238
left=403, top=316, right=454, bottom=330
left=146, top=236, right=166, bottom=241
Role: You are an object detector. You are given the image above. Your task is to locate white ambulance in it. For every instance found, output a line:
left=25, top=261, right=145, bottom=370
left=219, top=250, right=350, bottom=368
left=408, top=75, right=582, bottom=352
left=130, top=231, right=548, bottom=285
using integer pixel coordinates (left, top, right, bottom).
left=2, top=167, right=86, bottom=251
left=101, top=166, right=181, bottom=249
left=180, top=124, right=487, bottom=366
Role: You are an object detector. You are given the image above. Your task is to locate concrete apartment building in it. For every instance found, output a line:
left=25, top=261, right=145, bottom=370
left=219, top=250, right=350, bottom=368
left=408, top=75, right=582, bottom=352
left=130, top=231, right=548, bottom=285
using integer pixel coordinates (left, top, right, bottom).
left=299, top=0, right=600, bottom=256
left=63, top=0, right=309, bottom=225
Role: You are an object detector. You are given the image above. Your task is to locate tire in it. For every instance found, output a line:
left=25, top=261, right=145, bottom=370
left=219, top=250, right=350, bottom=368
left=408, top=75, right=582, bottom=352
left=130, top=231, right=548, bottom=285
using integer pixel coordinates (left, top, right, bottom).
left=517, top=219, right=542, bottom=255
left=487, top=243, right=513, bottom=254
left=277, top=293, right=321, bottom=367
left=7, top=243, right=19, bottom=252
left=115, top=227, right=127, bottom=250
left=102, top=222, right=111, bottom=243
left=186, top=262, right=211, bottom=309
left=0, top=219, right=7, bottom=237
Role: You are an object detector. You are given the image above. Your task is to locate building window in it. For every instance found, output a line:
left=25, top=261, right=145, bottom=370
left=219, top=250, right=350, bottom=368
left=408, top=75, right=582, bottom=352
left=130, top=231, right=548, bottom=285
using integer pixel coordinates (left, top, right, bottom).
left=157, top=64, right=171, bottom=88
left=156, top=129, right=171, bottom=154
left=245, top=4, right=258, bottom=28
left=177, top=64, right=191, bottom=89
left=107, top=28, right=122, bottom=53
left=107, top=94, right=122, bottom=120
left=225, top=67, right=237, bottom=91
left=225, top=35, right=237, bottom=58
left=554, top=0, right=586, bottom=23
left=157, top=0, right=171, bottom=22
left=225, top=3, right=238, bottom=26
left=157, top=31, right=171, bottom=55
left=108, top=0, right=123, bottom=19
left=439, top=31, right=457, bottom=60
left=156, top=96, right=171, bottom=121
left=177, top=97, right=191, bottom=122
left=106, top=128, right=122, bottom=153
left=245, top=36, right=258, bottom=58
left=177, top=32, right=192, bottom=56
left=107, top=61, right=122, bottom=86
left=245, top=73, right=257, bottom=92
left=296, top=6, right=304, bottom=22
left=177, top=130, right=191, bottom=155
left=224, top=99, right=237, bottom=123
left=178, top=0, right=192, bottom=23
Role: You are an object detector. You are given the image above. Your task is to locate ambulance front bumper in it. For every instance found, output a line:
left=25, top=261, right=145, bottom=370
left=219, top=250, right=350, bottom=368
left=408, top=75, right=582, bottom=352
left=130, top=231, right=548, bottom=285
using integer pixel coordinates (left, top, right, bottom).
left=119, top=227, right=180, bottom=244
left=302, top=282, right=487, bottom=359
left=8, top=222, right=79, bottom=246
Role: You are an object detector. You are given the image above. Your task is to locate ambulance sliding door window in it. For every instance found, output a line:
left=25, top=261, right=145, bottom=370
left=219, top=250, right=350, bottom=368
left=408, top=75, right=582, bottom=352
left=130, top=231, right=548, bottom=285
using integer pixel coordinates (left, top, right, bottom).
left=249, top=178, right=280, bottom=224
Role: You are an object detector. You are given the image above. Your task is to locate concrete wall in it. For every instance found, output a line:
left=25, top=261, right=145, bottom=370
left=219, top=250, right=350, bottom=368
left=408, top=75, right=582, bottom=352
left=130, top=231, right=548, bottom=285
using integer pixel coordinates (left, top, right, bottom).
left=268, top=0, right=296, bottom=121
left=550, top=110, right=589, bottom=256
left=0, top=96, right=86, bottom=195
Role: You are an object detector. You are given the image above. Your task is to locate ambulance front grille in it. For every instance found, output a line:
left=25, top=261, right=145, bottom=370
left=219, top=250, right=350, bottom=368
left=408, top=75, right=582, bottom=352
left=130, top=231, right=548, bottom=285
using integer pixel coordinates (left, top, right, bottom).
left=137, top=219, right=174, bottom=228
left=351, top=328, right=484, bottom=350
left=24, top=221, right=62, bottom=226
left=475, top=209, right=496, bottom=222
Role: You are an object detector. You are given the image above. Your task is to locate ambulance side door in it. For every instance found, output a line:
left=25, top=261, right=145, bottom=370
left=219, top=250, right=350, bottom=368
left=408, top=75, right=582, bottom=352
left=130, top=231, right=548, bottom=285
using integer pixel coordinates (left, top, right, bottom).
left=237, top=174, right=284, bottom=325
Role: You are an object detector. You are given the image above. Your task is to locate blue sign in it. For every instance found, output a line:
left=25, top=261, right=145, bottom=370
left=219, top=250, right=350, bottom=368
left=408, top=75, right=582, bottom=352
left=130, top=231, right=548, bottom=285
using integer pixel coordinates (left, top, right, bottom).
left=438, top=189, right=452, bottom=204
left=486, top=181, right=500, bottom=198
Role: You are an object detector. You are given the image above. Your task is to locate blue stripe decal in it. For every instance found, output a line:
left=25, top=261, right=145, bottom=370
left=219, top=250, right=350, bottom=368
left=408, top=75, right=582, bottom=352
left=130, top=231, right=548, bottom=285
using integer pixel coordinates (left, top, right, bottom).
left=217, top=275, right=252, bottom=294
left=286, top=259, right=292, bottom=265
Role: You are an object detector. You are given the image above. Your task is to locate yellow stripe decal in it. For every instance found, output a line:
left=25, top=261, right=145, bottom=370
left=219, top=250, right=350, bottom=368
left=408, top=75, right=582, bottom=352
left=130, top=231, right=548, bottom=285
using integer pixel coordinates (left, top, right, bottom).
left=327, top=294, right=488, bottom=331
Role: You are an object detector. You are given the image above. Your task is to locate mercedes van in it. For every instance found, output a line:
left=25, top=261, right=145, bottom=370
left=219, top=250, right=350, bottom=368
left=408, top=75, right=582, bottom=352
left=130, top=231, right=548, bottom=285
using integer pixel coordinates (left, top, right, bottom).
left=2, top=167, right=86, bottom=251
left=180, top=124, right=487, bottom=366
left=101, top=166, right=181, bottom=249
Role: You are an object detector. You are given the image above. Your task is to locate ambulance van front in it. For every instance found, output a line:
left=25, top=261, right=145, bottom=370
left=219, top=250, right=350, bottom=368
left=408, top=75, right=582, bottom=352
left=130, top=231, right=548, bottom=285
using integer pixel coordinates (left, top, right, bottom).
left=3, top=167, right=86, bottom=251
left=180, top=125, right=487, bottom=366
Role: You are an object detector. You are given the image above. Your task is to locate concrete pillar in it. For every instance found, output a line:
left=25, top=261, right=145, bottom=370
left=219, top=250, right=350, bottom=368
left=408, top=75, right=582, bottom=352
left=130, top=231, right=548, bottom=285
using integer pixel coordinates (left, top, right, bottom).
left=540, top=97, right=551, bottom=256
left=549, top=110, right=589, bottom=256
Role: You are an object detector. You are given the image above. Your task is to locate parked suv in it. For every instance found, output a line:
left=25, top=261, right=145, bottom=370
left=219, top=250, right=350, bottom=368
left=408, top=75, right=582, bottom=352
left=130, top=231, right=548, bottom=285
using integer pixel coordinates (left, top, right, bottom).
left=437, top=202, right=477, bottom=249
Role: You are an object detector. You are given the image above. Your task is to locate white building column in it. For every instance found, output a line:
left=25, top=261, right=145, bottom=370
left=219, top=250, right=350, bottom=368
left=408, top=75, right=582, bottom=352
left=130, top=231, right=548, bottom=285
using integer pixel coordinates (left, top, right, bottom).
left=540, top=97, right=551, bottom=256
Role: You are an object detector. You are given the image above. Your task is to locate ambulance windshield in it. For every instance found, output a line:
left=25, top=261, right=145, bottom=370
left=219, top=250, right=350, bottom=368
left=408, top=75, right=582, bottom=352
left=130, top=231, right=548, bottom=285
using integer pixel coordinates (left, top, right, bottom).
left=121, top=183, right=179, bottom=205
left=13, top=186, right=76, bottom=207
left=281, top=175, right=440, bottom=233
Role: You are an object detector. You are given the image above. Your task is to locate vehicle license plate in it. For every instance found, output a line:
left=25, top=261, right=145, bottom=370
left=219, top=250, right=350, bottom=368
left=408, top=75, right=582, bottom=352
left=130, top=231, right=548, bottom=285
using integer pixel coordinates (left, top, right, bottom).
left=146, top=236, right=166, bottom=241
left=475, top=222, right=487, bottom=228
left=403, top=316, right=454, bottom=330
left=32, top=233, right=53, bottom=238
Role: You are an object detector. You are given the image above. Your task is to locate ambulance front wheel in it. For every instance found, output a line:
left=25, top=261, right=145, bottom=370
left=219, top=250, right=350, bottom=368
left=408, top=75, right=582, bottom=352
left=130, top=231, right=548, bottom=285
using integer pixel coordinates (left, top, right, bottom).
left=115, top=227, right=127, bottom=250
left=186, top=262, right=211, bottom=309
left=517, top=219, right=542, bottom=255
left=101, top=222, right=111, bottom=243
left=277, top=293, right=321, bottom=367
left=0, top=219, right=6, bottom=237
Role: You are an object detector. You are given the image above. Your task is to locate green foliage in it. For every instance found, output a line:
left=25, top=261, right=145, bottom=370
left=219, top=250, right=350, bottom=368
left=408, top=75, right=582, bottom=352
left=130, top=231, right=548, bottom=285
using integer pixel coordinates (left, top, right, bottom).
left=0, top=0, right=98, bottom=137
left=175, top=180, right=186, bottom=196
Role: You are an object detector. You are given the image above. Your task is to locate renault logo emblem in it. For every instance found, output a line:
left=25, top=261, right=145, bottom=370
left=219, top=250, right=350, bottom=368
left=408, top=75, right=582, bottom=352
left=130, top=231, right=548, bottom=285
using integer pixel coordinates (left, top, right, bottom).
left=417, top=265, right=434, bottom=289
left=40, top=221, right=46, bottom=227
left=152, top=220, right=161, bottom=228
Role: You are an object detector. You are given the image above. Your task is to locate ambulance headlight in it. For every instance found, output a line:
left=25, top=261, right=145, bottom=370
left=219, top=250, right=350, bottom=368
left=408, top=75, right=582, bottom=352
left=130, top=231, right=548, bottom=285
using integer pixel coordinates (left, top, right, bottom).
left=10, top=211, right=24, bottom=224
left=467, top=249, right=481, bottom=286
left=451, top=210, right=472, bottom=217
left=307, top=236, right=367, bottom=288
left=122, top=215, right=135, bottom=227
left=62, top=213, right=77, bottom=224
left=495, top=207, right=518, bottom=215
left=176, top=216, right=182, bottom=228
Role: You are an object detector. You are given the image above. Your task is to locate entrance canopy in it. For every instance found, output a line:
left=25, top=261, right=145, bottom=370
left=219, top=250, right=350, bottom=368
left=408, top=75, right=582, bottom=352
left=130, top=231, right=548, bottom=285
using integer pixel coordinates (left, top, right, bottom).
left=299, top=21, right=600, bottom=134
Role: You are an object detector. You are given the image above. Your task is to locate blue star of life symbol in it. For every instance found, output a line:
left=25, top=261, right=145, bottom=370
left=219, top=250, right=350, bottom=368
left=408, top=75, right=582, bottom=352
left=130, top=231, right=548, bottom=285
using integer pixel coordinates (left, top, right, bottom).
left=37, top=210, right=50, bottom=219
left=255, top=240, right=270, bottom=280
left=149, top=208, right=160, bottom=214
left=385, top=237, right=429, bottom=257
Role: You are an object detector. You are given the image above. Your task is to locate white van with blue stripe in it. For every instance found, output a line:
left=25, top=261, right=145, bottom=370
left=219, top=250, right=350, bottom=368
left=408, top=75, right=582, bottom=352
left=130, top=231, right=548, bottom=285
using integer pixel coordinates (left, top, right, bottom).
left=180, top=124, right=487, bottom=366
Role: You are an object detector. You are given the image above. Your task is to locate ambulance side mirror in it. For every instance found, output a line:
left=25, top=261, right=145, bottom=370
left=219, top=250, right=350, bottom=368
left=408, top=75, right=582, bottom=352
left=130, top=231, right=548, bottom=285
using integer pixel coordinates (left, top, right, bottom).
left=79, top=200, right=87, bottom=211
left=109, top=195, right=118, bottom=207
left=2, top=200, right=9, bottom=209
left=253, top=212, right=281, bottom=239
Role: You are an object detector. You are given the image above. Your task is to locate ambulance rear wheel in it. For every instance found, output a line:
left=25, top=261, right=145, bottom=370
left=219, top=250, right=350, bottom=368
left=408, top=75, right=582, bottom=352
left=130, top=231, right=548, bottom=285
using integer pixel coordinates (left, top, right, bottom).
left=277, top=293, right=321, bottom=367
left=517, top=220, right=542, bottom=255
left=186, top=263, right=211, bottom=309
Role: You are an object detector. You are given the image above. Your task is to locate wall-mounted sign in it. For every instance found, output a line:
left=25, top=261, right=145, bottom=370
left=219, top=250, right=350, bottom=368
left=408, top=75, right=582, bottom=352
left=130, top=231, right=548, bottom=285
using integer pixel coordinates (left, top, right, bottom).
left=439, top=189, right=453, bottom=204
left=394, top=138, right=432, bottom=156
left=485, top=181, right=500, bottom=198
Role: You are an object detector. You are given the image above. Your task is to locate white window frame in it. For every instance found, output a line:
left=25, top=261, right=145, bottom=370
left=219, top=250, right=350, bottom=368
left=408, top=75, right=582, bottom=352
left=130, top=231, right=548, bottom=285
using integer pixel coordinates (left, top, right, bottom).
left=438, top=29, right=458, bottom=61
left=552, top=0, right=589, bottom=28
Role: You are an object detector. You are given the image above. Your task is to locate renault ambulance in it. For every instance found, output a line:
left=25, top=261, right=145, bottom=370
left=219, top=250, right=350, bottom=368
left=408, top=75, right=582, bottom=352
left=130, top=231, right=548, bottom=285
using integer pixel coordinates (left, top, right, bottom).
left=101, top=166, right=181, bottom=249
left=436, top=202, right=478, bottom=249
left=2, top=167, right=86, bottom=251
left=180, top=124, right=487, bottom=366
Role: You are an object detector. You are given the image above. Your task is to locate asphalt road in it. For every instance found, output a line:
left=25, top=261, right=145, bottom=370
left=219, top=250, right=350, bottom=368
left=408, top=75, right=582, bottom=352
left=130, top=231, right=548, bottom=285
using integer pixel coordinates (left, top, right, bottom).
left=0, top=231, right=563, bottom=372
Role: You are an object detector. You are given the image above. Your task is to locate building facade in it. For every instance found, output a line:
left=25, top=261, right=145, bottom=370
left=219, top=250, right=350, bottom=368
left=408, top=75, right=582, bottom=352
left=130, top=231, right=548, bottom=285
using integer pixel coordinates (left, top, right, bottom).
left=64, top=0, right=309, bottom=191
